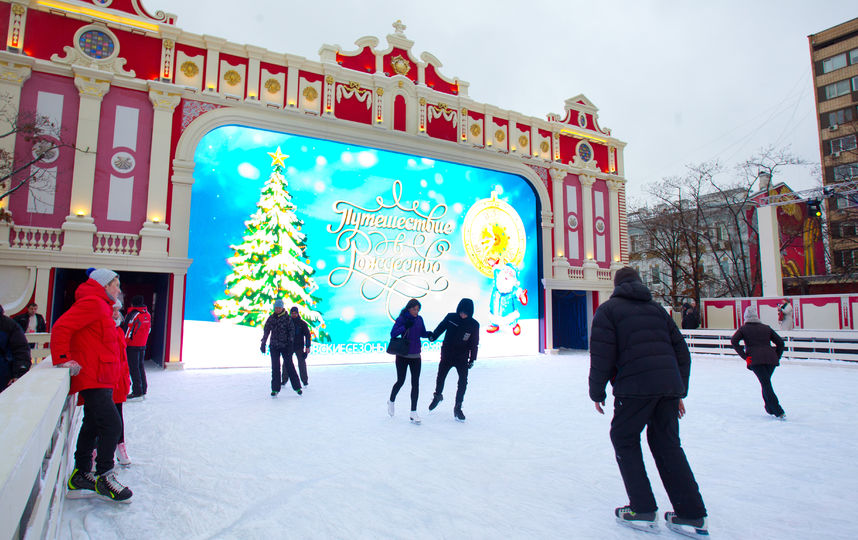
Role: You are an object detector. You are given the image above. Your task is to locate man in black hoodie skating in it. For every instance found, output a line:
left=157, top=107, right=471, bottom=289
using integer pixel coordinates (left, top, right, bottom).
left=427, top=298, right=479, bottom=421
left=589, top=267, right=708, bottom=536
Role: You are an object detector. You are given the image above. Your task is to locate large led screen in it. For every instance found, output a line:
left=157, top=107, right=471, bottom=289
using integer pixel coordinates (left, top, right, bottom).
left=184, top=126, right=540, bottom=366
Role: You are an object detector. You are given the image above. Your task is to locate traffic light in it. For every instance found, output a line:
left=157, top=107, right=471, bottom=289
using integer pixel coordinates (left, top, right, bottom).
left=807, top=199, right=822, bottom=218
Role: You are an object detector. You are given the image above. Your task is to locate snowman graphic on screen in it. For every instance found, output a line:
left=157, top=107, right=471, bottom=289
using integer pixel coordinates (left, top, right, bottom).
left=462, top=191, right=528, bottom=335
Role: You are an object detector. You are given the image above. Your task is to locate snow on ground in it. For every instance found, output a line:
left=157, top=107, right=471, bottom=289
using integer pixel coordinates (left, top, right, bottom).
left=58, top=352, right=858, bottom=540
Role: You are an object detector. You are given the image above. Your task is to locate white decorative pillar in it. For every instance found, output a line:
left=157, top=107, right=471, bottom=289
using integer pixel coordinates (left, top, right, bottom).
left=245, top=45, right=266, bottom=101
left=373, top=87, right=385, bottom=128
left=203, top=35, right=225, bottom=92
left=549, top=167, right=570, bottom=278
left=580, top=175, right=597, bottom=280
left=166, top=271, right=186, bottom=369
left=62, top=67, right=112, bottom=254
left=285, top=63, right=300, bottom=108
left=167, top=159, right=195, bottom=259
left=323, top=74, right=335, bottom=116
left=607, top=178, right=624, bottom=269
left=757, top=203, right=783, bottom=297
left=541, top=208, right=556, bottom=351
left=0, top=51, right=33, bottom=235
left=140, top=82, right=181, bottom=257
left=5, top=3, right=28, bottom=53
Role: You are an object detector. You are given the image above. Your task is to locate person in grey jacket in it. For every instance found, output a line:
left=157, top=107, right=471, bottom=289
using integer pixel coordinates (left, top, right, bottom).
left=731, top=306, right=786, bottom=419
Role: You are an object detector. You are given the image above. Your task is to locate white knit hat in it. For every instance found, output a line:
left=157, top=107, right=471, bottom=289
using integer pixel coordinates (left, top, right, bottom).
left=88, top=268, right=118, bottom=287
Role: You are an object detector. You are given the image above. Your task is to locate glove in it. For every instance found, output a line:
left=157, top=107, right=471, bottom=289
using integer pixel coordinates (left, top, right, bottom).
left=427, top=331, right=436, bottom=342
left=468, top=360, right=474, bottom=369
left=260, top=343, right=267, bottom=354
left=57, top=360, right=82, bottom=376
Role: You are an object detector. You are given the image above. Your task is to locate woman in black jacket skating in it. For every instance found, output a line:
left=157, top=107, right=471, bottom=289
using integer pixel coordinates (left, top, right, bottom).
left=388, top=299, right=432, bottom=424
left=427, top=298, right=479, bottom=421
left=731, top=306, right=786, bottom=419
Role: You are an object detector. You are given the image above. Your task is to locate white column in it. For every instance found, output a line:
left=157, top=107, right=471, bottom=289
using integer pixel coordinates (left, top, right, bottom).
left=607, top=179, right=624, bottom=269
left=140, top=82, right=181, bottom=257
left=167, top=159, right=195, bottom=259
left=203, top=36, right=225, bottom=92
left=541, top=208, right=555, bottom=351
left=549, top=167, right=570, bottom=278
left=757, top=204, right=783, bottom=297
left=166, top=271, right=186, bottom=369
left=62, top=67, right=112, bottom=254
left=285, top=64, right=299, bottom=108
left=0, top=51, right=33, bottom=235
left=580, top=175, right=597, bottom=280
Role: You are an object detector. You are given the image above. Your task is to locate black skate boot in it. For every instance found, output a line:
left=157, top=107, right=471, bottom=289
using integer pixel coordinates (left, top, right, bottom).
left=95, top=469, right=133, bottom=503
left=428, top=393, right=443, bottom=411
left=615, top=505, right=657, bottom=533
left=664, top=512, right=708, bottom=537
left=67, top=468, right=98, bottom=499
left=454, top=406, right=466, bottom=422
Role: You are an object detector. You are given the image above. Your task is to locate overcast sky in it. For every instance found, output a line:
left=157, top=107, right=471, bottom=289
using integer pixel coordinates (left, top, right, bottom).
left=154, top=0, right=857, bottom=204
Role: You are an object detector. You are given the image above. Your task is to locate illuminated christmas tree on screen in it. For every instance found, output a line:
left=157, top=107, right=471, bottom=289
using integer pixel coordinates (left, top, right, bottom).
left=213, top=147, right=330, bottom=342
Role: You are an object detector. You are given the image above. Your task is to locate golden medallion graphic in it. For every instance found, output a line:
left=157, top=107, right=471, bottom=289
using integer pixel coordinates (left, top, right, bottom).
left=462, top=191, right=526, bottom=277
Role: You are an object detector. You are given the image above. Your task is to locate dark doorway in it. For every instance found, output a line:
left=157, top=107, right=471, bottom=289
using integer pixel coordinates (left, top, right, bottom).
left=52, top=269, right=170, bottom=366
left=552, top=289, right=588, bottom=349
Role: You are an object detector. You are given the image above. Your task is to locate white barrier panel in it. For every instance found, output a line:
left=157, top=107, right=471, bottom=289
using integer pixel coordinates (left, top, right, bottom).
left=681, top=329, right=858, bottom=363
left=0, top=361, right=78, bottom=540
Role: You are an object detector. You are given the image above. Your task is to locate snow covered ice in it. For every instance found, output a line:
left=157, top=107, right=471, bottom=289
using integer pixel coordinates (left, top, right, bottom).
left=58, top=352, right=858, bottom=539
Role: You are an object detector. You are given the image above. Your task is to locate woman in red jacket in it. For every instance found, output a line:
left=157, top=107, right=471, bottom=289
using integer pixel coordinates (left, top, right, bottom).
left=51, top=268, right=133, bottom=502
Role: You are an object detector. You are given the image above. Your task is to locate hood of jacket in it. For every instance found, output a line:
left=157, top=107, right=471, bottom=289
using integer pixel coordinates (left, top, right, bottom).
left=456, top=298, right=475, bottom=318
left=610, top=279, right=653, bottom=302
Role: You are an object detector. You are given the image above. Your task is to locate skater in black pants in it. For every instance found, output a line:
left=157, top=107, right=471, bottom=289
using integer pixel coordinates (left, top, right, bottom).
left=261, top=299, right=300, bottom=397
left=731, top=306, right=786, bottom=419
left=589, top=267, right=708, bottom=537
left=427, top=298, right=479, bottom=421
left=289, top=306, right=312, bottom=386
left=388, top=298, right=432, bottom=424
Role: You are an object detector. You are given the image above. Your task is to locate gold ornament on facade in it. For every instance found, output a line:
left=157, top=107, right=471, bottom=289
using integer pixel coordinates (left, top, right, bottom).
left=494, top=130, right=505, bottom=142
left=302, top=86, right=318, bottom=101
left=348, top=81, right=361, bottom=90
left=12, top=4, right=25, bottom=15
left=461, top=108, right=468, bottom=115
left=518, top=135, right=528, bottom=148
left=419, top=97, right=426, bottom=106
left=398, top=81, right=403, bottom=88
left=223, top=70, right=241, bottom=86
left=436, top=102, right=448, bottom=111
left=470, top=124, right=481, bottom=137
left=376, top=88, right=384, bottom=96
left=540, top=141, right=550, bottom=153
left=163, top=39, right=174, bottom=50
left=391, top=55, right=411, bottom=75
left=325, top=75, right=334, bottom=84
left=264, top=78, right=281, bottom=94
left=180, top=61, right=199, bottom=78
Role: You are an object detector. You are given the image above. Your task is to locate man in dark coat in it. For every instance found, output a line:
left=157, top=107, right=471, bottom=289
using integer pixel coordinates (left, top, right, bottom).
left=1, top=304, right=32, bottom=392
left=427, top=298, right=479, bottom=421
left=589, top=267, right=707, bottom=536
left=15, top=302, right=47, bottom=349
left=289, top=306, right=312, bottom=386
left=261, top=299, right=299, bottom=397
left=731, top=306, right=786, bottom=419
left=681, top=299, right=700, bottom=329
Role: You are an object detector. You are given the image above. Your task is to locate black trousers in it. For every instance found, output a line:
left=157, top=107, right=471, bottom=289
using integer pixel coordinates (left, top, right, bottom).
left=271, top=346, right=300, bottom=392
left=433, top=354, right=469, bottom=407
left=127, top=346, right=147, bottom=395
left=390, top=356, right=421, bottom=411
left=75, top=388, right=122, bottom=475
left=609, top=396, right=706, bottom=519
left=750, top=364, right=784, bottom=416
left=288, top=348, right=308, bottom=385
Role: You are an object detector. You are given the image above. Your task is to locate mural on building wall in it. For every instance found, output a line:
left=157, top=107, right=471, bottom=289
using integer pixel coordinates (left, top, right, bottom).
left=185, top=126, right=539, bottom=360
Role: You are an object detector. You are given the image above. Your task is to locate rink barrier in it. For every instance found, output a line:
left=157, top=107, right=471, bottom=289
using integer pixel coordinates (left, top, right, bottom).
left=0, top=360, right=79, bottom=540
left=681, top=329, right=858, bottom=363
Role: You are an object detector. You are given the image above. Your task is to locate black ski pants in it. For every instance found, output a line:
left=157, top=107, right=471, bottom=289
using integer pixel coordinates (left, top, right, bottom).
left=750, top=364, right=784, bottom=417
left=127, top=346, right=147, bottom=395
left=271, top=345, right=300, bottom=393
left=609, top=396, right=707, bottom=519
left=390, top=355, right=421, bottom=411
left=75, top=388, right=122, bottom=475
left=288, top=348, right=309, bottom=386
left=433, top=354, right=469, bottom=407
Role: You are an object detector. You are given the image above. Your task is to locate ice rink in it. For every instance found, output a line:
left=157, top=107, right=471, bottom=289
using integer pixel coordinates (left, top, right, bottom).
left=58, top=352, right=857, bottom=539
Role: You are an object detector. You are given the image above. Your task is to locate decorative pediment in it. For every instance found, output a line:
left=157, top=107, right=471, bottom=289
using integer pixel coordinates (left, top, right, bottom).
left=50, top=23, right=135, bottom=77
left=85, top=0, right=176, bottom=25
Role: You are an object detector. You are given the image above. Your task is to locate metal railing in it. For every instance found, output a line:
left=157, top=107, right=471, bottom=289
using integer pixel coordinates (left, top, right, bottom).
left=681, top=329, right=858, bottom=363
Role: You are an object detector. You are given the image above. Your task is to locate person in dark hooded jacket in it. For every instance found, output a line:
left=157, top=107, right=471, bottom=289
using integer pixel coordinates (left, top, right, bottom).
left=731, top=306, right=785, bottom=419
left=427, top=298, right=479, bottom=421
left=589, top=267, right=707, bottom=535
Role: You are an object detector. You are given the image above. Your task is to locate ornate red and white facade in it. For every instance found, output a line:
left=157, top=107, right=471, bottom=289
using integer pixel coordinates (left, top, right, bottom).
left=0, top=0, right=629, bottom=364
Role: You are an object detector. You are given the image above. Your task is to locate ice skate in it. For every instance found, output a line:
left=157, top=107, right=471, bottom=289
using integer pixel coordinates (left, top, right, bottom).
left=664, top=512, right=708, bottom=537
left=116, top=443, right=131, bottom=467
left=387, top=400, right=395, bottom=417
left=66, top=468, right=98, bottom=499
left=271, top=390, right=279, bottom=397
left=454, top=406, right=466, bottom=422
left=410, top=411, right=422, bottom=425
left=428, top=393, right=443, bottom=411
left=94, top=469, right=133, bottom=503
left=615, top=505, right=658, bottom=533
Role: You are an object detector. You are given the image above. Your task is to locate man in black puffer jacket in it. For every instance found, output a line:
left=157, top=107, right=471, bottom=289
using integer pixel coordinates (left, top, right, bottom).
left=427, top=298, right=479, bottom=421
left=589, top=267, right=707, bottom=535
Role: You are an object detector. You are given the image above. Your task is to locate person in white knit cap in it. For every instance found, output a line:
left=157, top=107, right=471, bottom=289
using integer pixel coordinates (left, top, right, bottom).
left=731, top=306, right=786, bottom=420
